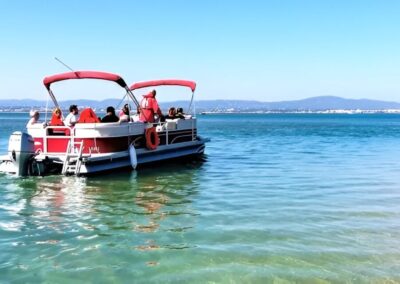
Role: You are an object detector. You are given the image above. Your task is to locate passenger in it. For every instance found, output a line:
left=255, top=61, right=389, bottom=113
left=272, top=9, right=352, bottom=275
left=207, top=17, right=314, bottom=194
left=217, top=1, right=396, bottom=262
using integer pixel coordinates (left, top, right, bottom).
left=101, top=106, right=119, bottom=123
left=119, top=103, right=130, bottom=121
left=119, top=104, right=130, bottom=122
left=64, top=104, right=79, bottom=127
left=49, top=107, right=64, bottom=126
left=165, top=107, right=176, bottom=120
left=139, top=90, right=162, bottom=123
left=78, top=108, right=100, bottom=123
left=175, top=107, right=185, bottom=119
left=26, top=110, right=40, bottom=127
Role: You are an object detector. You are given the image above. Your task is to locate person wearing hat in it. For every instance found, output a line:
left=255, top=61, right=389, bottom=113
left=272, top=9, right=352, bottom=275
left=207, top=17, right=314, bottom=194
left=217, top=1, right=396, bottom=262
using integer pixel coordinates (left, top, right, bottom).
left=26, top=110, right=40, bottom=127
left=101, top=106, right=119, bottom=123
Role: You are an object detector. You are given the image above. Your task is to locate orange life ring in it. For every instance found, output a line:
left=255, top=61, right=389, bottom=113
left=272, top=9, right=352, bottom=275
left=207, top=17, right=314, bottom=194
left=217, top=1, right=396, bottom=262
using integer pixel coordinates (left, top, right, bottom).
left=145, top=127, right=160, bottom=150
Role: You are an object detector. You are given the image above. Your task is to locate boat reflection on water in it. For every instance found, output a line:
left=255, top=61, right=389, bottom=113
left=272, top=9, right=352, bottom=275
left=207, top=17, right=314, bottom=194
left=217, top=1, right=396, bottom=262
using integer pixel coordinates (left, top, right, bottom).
left=7, top=159, right=205, bottom=266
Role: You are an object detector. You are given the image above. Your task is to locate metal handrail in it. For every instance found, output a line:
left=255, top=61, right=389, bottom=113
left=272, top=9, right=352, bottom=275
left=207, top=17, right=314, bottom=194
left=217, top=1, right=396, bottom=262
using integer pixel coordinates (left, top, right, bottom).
left=43, top=125, right=74, bottom=154
left=170, top=134, right=195, bottom=144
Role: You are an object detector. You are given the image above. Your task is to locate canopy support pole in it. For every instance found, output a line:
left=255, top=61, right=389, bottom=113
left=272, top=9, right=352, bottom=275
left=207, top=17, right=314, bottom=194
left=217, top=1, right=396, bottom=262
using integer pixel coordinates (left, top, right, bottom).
left=126, top=88, right=140, bottom=108
left=188, top=91, right=195, bottom=115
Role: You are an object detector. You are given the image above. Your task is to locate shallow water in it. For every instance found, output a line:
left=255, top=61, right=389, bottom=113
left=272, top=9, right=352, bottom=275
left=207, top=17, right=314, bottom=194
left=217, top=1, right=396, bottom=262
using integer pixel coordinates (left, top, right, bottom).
left=1, top=113, right=400, bottom=283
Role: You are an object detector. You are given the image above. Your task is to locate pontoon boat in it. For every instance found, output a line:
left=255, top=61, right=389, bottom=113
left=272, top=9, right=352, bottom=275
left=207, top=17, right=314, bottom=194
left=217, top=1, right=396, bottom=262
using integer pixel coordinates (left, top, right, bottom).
left=0, top=71, right=208, bottom=176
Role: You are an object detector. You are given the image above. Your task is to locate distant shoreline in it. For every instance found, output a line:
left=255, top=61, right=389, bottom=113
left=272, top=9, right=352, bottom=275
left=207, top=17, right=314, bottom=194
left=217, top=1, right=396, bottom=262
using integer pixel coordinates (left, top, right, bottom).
left=199, top=109, right=400, bottom=114
left=1, top=109, right=400, bottom=115
left=1, top=96, right=400, bottom=114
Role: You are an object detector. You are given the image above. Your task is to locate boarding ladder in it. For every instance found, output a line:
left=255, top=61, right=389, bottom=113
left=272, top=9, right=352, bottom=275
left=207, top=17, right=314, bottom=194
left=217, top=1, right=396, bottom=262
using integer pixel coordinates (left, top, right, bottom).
left=62, top=140, right=84, bottom=175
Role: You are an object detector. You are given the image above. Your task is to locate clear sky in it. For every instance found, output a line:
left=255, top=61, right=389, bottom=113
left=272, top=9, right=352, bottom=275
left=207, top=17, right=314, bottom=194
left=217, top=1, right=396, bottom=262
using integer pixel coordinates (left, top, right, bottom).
left=1, top=0, right=400, bottom=102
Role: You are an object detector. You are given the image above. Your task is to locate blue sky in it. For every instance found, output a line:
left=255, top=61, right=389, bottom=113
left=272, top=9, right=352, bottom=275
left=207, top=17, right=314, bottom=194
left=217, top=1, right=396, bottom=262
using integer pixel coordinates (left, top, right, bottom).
left=1, top=0, right=400, bottom=102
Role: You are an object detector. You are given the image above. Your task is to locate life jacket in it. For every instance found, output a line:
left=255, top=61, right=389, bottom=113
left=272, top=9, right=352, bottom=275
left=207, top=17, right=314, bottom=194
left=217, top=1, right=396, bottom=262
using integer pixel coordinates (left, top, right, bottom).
left=78, top=108, right=100, bottom=123
left=49, top=113, right=64, bottom=126
left=139, top=92, right=159, bottom=123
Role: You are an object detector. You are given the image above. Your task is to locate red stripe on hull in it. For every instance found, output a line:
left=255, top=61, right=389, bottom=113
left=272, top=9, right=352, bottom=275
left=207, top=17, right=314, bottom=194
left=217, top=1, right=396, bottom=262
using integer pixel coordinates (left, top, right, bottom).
left=46, top=138, right=70, bottom=153
left=75, top=137, right=130, bottom=154
left=37, top=136, right=135, bottom=154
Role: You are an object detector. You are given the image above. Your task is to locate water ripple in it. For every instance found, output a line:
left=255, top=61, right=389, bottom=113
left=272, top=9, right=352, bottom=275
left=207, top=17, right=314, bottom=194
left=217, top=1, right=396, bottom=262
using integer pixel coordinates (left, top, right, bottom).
left=1, top=113, right=400, bottom=282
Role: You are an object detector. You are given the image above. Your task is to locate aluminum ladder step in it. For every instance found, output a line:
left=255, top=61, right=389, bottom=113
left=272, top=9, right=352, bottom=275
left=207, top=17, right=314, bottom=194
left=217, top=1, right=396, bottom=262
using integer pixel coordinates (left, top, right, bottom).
left=62, top=140, right=84, bottom=175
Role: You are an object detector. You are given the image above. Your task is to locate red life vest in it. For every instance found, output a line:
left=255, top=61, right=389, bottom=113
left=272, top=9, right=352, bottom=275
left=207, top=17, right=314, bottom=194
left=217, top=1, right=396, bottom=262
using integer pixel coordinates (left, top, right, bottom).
left=139, top=92, right=161, bottom=122
left=49, top=113, right=64, bottom=126
left=78, top=108, right=100, bottom=123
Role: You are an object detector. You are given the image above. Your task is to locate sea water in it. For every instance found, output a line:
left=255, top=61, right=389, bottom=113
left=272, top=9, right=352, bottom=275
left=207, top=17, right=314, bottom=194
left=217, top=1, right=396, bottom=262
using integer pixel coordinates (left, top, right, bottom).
left=0, top=113, right=400, bottom=283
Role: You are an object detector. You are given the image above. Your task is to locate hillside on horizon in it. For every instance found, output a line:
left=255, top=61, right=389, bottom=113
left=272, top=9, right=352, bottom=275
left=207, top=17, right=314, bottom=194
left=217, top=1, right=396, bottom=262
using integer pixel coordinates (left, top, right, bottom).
left=1, top=96, right=400, bottom=111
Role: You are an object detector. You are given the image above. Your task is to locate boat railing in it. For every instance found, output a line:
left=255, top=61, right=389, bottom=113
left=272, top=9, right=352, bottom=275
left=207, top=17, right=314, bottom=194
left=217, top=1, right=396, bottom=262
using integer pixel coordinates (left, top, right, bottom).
left=152, top=117, right=196, bottom=146
left=45, top=125, right=75, bottom=136
left=36, top=118, right=195, bottom=154
left=41, top=125, right=75, bottom=154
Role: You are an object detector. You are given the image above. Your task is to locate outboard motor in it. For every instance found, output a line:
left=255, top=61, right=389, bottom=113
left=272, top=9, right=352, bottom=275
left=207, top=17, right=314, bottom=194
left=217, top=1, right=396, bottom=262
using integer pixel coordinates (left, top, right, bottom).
left=6, top=131, right=35, bottom=176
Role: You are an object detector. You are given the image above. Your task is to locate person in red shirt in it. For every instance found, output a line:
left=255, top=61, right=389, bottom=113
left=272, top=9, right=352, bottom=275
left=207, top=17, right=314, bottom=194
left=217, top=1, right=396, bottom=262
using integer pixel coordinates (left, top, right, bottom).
left=49, top=107, right=64, bottom=126
left=139, top=90, right=162, bottom=123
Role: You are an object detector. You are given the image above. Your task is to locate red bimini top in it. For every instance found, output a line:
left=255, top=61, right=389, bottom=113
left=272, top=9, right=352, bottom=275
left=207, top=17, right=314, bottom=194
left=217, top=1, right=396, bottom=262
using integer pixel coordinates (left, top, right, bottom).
left=43, top=71, right=127, bottom=90
left=129, top=79, right=196, bottom=92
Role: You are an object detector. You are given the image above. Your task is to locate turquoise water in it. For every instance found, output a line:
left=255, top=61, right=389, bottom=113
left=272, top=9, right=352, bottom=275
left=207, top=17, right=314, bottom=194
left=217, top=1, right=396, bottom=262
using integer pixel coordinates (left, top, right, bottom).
left=1, top=113, right=400, bottom=283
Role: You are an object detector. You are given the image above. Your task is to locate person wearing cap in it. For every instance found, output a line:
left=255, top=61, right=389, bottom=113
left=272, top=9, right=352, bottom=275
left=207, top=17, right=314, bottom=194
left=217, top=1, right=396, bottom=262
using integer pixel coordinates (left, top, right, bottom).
left=101, top=106, right=119, bottom=123
left=26, top=110, right=40, bottom=127
left=139, top=90, right=162, bottom=123
left=64, top=104, right=79, bottom=127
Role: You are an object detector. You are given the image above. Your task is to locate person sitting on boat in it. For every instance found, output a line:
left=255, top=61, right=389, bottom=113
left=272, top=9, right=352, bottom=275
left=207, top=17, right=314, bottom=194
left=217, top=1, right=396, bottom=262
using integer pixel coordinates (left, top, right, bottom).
left=165, top=107, right=177, bottom=120
left=101, top=106, right=119, bottom=123
left=26, top=110, right=40, bottom=127
left=175, top=107, right=185, bottom=119
left=139, top=90, right=162, bottom=123
left=78, top=108, right=100, bottom=123
left=49, top=107, right=64, bottom=126
left=64, top=104, right=79, bottom=127
left=119, top=103, right=130, bottom=122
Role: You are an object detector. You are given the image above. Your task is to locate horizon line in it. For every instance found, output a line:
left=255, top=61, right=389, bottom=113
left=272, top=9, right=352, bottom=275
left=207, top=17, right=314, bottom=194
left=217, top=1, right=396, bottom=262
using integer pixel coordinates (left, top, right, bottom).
left=1, top=95, right=400, bottom=104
